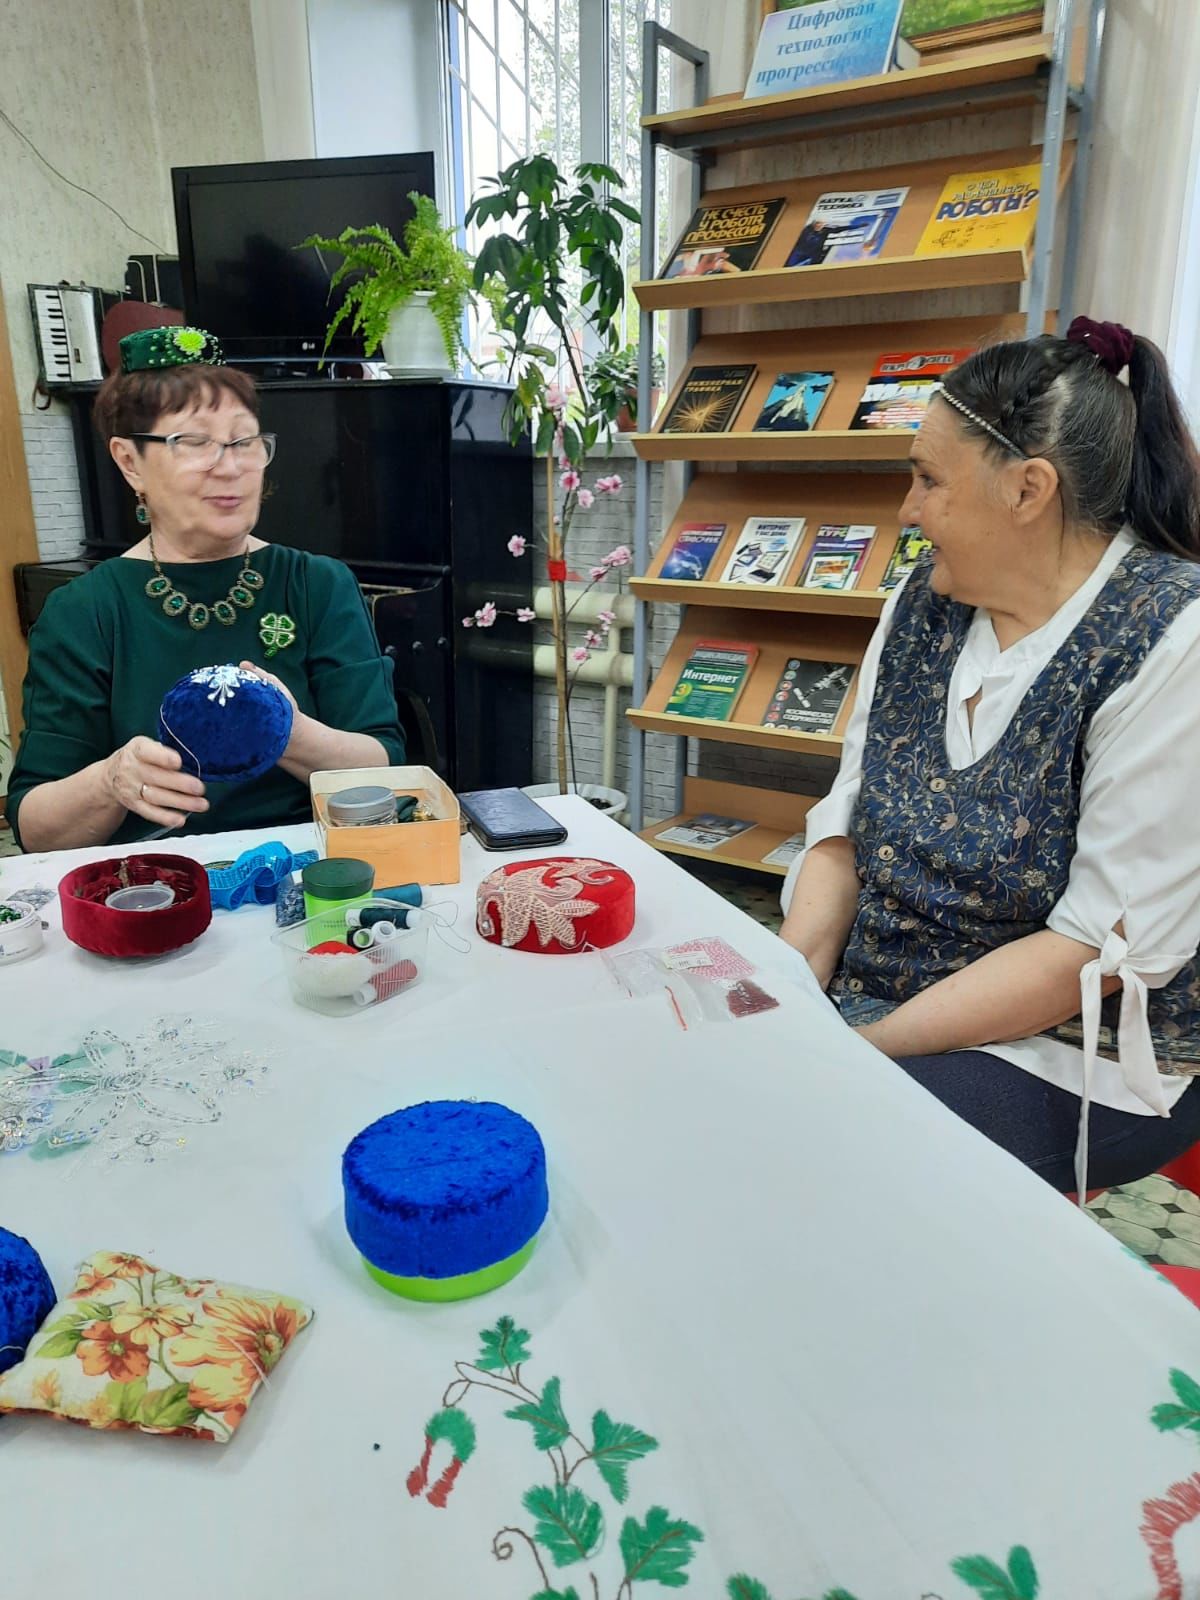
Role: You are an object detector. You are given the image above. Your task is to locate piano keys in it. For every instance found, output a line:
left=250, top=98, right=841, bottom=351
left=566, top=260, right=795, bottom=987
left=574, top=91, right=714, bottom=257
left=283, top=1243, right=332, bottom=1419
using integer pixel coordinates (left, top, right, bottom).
left=27, top=283, right=104, bottom=389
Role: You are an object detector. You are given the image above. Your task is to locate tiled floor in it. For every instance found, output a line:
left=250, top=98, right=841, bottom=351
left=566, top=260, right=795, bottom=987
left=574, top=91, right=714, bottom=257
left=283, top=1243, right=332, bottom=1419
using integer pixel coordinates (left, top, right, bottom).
left=677, top=856, right=784, bottom=933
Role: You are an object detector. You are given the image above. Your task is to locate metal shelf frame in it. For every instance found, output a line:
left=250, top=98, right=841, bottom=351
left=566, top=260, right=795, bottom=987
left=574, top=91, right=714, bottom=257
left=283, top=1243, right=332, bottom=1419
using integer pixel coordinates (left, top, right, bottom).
left=628, top=0, right=1106, bottom=835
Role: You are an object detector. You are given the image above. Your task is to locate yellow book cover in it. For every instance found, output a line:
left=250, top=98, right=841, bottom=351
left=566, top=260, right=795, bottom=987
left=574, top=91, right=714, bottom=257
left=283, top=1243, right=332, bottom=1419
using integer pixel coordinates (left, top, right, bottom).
left=914, top=162, right=1041, bottom=257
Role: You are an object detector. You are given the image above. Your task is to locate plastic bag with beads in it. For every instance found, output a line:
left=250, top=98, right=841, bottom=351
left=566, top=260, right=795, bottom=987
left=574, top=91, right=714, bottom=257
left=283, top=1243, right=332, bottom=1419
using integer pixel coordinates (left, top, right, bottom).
left=602, top=936, right=782, bottom=1029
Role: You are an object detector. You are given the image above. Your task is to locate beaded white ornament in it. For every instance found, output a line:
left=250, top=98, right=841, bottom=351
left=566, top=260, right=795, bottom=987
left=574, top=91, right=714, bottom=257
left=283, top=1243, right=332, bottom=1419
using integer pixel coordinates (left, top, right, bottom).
left=0, top=1016, right=269, bottom=1167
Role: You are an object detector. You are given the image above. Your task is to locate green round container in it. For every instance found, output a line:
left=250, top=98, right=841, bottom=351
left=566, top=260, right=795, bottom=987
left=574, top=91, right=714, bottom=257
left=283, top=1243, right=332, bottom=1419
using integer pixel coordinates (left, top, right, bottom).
left=302, top=857, right=375, bottom=921
left=361, top=1234, right=538, bottom=1302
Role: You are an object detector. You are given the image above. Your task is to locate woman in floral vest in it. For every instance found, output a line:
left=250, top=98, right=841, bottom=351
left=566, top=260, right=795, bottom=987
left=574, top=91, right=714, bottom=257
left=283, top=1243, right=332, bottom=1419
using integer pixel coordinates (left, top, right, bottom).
left=781, top=317, right=1200, bottom=1195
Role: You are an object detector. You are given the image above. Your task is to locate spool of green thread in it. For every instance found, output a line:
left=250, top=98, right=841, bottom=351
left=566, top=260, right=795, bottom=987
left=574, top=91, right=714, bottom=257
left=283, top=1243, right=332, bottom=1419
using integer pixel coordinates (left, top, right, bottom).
left=301, top=858, right=376, bottom=921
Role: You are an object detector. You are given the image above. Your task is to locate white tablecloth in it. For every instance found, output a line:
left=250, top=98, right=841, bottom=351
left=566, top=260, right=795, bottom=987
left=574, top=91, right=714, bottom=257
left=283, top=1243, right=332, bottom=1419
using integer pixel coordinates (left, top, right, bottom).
left=2, top=798, right=1199, bottom=1599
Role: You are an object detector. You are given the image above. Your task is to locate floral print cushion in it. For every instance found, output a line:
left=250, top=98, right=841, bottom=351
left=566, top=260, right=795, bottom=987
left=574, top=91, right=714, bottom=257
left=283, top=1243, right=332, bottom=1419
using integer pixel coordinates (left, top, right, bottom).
left=0, top=1250, right=313, bottom=1442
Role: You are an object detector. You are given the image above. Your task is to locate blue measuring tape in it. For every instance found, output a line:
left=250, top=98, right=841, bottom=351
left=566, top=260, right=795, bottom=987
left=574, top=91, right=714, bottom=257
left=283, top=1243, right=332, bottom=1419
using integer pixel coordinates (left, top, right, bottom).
left=206, top=842, right=319, bottom=911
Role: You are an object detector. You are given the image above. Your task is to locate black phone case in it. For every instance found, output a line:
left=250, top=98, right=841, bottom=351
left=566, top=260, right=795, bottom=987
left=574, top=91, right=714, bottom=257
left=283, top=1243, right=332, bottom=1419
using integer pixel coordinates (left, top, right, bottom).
left=458, top=787, right=568, bottom=851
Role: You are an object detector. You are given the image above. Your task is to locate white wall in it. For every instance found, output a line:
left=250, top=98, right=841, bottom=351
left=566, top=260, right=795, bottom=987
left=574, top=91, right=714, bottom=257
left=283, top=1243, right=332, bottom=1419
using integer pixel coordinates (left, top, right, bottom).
left=0, top=0, right=266, bottom=410
left=251, top=0, right=317, bottom=159
left=308, top=0, right=447, bottom=204
left=1071, top=0, right=1200, bottom=367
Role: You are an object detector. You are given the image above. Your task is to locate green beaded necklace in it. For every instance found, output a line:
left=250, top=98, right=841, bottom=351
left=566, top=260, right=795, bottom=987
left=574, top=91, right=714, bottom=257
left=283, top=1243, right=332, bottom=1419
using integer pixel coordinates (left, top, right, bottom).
left=144, top=531, right=264, bottom=629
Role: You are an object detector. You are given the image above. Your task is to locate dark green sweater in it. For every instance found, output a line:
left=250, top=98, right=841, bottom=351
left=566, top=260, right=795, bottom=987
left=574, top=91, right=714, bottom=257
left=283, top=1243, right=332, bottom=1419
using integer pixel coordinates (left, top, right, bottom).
left=8, top=546, right=405, bottom=848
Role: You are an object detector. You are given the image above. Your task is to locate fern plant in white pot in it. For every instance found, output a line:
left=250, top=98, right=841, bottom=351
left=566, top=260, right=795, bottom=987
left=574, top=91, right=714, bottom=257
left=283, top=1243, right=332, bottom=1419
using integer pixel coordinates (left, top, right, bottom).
left=298, top=193, right=475, bottom=376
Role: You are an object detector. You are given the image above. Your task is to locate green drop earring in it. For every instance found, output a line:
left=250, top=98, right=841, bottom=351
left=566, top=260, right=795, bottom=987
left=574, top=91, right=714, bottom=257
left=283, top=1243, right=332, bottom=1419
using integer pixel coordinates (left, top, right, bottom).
left=135, top=494, right=150, bottom=527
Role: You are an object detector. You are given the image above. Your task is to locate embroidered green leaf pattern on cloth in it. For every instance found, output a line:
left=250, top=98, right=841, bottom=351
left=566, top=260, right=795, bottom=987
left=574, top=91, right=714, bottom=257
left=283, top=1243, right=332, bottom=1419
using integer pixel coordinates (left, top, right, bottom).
left=478, top=1314, right=533, bottom=1374
left=506, top=1375, right=572, bottom=1453
left=521, top=1483, right=603, bottom=1567
left=402, top=1313, right=1084, bottom=1599
left=618, top=1505, right=705, bottom=1588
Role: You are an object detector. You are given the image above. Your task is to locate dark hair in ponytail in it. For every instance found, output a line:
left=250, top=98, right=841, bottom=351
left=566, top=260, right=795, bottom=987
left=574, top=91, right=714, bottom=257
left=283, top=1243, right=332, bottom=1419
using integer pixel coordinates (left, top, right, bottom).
left=942, top=330, right=1200, bottom=559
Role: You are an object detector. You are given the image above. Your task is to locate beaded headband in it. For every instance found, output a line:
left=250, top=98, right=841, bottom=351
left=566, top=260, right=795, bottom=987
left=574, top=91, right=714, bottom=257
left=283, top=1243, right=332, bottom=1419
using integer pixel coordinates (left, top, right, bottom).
left=119, top=325, right=224, bottom=374
left=932, top=383, right=1028, bottom=459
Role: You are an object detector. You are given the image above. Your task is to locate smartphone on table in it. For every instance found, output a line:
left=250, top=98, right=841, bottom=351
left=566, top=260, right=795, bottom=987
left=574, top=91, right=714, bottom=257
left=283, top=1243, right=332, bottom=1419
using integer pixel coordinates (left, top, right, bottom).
left=458, top=787, right=568, bottom=851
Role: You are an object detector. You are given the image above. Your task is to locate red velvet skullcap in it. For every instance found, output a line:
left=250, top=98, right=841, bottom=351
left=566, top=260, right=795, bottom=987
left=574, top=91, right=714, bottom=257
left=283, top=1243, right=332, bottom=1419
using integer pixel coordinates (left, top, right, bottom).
left=1066, top=315, right=1135, bottom=376
left=476, top=857, right=635, bottom=954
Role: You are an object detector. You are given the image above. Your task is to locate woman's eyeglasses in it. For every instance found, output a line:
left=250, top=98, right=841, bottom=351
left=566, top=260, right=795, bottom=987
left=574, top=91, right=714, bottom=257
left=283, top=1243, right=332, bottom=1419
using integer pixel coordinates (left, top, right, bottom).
left=129, top=432, right=277, bottom=470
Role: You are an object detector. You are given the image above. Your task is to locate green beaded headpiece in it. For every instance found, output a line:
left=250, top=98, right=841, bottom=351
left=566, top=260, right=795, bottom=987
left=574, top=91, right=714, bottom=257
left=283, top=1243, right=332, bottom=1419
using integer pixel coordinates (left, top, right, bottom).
left=119, top=325, right=224, bottom=374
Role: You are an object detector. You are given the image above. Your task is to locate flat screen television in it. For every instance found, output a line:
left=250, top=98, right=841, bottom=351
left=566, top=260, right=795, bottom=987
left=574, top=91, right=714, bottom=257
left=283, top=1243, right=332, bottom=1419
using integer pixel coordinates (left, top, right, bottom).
left=172, top=153, right=436, bottom=361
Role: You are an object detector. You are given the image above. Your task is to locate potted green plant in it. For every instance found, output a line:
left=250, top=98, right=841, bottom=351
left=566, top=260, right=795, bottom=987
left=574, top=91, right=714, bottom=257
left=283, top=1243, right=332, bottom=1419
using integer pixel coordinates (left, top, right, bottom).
left=463, top=154, right=640, bottom=795
left=589, top=343, right=664, bottom=431
left=297, top=193, right=474, bottom=375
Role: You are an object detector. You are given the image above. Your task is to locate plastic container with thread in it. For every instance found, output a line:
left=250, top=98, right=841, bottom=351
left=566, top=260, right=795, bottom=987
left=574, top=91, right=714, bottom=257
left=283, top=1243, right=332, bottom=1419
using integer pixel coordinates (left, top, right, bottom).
left=0, top=902, right=43, bottom=966
left=274, top=900, right=427, bottom=1016
left=301, top=858, right=375, bottom=924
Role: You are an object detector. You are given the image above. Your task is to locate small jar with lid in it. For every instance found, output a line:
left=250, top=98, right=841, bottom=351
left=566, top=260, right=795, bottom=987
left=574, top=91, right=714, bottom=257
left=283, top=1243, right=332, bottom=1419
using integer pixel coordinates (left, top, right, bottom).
left=301, top=858, right=376, bottom=923
left=327, top=785, right=398, bottom=828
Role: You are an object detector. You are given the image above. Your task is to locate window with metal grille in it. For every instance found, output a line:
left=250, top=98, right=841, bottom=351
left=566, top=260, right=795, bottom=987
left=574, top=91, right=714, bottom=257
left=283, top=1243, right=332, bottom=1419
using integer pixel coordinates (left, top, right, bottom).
left=443, top=0, right=673, bottom=362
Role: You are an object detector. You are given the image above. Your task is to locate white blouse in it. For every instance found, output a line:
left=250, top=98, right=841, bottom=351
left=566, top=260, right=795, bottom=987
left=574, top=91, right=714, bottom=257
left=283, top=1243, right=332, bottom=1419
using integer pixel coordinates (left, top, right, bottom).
left=787, top=528, right=1200, bottom=1137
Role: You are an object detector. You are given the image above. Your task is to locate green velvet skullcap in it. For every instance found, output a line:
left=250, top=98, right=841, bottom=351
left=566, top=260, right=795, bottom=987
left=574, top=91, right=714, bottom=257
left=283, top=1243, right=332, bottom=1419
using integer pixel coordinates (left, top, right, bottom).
left=119, top=325, right=224, bottom=374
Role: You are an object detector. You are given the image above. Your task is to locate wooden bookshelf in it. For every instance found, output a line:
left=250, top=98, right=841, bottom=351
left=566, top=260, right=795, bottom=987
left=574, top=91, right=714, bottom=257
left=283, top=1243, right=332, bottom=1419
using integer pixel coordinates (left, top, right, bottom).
left=641, top=37, right=1055, bottom=154
left=627, top=14, right=1093, bottom=865
left=628, top=707, right=844, bottom=758
left=638, top=246, right=1030, bottom=312
left=635, top=143, right=1072, bottom=314
left=627, top=604, right=871, bottom=756
left=635, top=575, right=890, bottom=616
left=635, top=429, right=912, bottom=464
left=632, top=469, right=909, bottom=614
left=634, top=309, right=1029, bottom=466
left=641, top=778, right=818, bottom=877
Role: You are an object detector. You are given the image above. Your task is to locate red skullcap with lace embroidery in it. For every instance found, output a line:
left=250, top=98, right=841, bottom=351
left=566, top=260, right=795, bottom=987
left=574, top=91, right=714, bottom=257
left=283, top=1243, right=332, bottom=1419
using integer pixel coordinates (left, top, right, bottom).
left=475, top=857, right=635, bottom=954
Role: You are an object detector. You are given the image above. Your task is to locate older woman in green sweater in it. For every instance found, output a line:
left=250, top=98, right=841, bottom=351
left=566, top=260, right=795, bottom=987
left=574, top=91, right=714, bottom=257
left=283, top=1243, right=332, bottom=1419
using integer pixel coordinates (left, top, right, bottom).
left=8, top=327, right=404, bottom=852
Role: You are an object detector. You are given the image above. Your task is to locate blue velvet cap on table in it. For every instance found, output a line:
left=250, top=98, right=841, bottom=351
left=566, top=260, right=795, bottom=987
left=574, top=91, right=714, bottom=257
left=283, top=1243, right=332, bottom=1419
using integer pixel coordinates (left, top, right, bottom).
left=0, top=1229, right=56, bottom=1375
left=159, top=665, right=293, bottom=783
left=342, top=1101, right=549, bottom=1301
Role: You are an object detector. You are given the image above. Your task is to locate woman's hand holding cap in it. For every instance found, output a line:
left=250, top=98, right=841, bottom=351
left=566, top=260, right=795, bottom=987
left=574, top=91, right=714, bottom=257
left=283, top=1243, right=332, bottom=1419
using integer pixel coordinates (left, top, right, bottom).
left=106, top=736, right=208, bottom=830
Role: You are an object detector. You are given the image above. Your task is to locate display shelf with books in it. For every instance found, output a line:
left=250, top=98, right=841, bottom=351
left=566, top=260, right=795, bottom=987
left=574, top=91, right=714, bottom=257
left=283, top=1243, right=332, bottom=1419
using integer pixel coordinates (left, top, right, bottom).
left=627, top=606, right=866, bottom=759
left=632, top=470, right=912, bottom=616
left=640, top=777, right=819, bottom=878
left=636, top=145, right=1072, bottom=314
left=640, top=37, right=1057, bottom=158
left=627, top=8, right=1105, bottom=847
left=633, top=311, right=1027, bottom=465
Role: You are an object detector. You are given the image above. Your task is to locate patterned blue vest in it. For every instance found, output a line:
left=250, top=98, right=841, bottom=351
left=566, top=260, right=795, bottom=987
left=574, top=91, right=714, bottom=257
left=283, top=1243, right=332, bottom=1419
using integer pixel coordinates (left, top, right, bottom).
left=842, top=545, right=1200, bottom=1067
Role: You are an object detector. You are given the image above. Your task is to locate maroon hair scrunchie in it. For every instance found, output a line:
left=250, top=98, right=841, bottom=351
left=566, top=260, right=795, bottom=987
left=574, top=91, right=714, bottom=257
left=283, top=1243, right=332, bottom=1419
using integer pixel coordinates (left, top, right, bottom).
left=1066, top=315, right=1135, bottom=376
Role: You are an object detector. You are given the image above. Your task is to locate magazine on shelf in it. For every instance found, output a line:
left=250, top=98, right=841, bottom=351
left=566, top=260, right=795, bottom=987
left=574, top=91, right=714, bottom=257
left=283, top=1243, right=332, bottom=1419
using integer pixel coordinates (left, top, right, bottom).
left=798, top=525, right=877, bottom=591
left=659, top=523, right=727, bottom=582
left=914, top=162, right=1042, bottom=257
left=850, top=347, right=973, bottom=430
left=761, top=658, right=855, bottom=736
left=665, top=639, right=759, bottom=722
left=785, top=187, right=909, bottom=267
left=660, top=364, right=757, bottom=434
left=752, top=371, right=835, bottom=433
left=659, top=197, right=786, bottom=279
left=880, top=526, right=934, bottom=591
left=655, top=814, right=755, bottom=852
left=744, top=0, right=903, bottom=98
left=720, top=517, right=806, bottom=587
left=762, top=831, right=807, bottom=869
